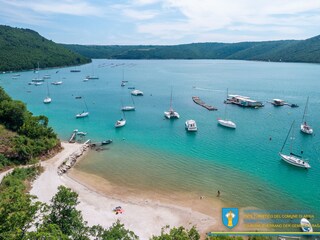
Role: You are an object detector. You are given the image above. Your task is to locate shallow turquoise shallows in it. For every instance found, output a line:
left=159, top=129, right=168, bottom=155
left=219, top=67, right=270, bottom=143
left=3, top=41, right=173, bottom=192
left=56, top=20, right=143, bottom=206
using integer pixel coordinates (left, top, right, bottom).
left=1, top=60, right=320, bottom=220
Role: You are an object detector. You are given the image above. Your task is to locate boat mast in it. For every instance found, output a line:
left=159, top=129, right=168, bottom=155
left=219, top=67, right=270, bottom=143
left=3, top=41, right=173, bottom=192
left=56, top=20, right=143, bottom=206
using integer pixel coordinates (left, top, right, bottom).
left=302, top=96, right=309, bottom=122
left=83, top=98, right=88, bottom=112
left=280, top=121, right=295, bottom=153
left=46, top=81, right=50, bottom=97
left=224, top=88, right=228, bottom=119
left=170, top=87, right=173, bottom=110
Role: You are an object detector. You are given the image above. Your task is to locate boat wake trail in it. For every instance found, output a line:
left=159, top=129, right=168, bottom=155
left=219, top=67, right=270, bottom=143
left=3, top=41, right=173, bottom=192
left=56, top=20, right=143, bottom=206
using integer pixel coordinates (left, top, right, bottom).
left=192, top=87, right=224, bottom=92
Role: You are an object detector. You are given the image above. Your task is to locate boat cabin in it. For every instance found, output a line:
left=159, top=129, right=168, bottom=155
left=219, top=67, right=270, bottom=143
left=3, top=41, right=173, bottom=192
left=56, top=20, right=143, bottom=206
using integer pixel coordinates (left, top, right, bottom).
left=272, top=99, right=285, bottom=106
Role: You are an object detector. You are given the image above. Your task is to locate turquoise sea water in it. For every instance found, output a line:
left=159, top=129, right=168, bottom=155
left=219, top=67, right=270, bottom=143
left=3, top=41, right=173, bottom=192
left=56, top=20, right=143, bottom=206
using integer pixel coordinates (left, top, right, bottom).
left=1, top=60, right=320, bottom=224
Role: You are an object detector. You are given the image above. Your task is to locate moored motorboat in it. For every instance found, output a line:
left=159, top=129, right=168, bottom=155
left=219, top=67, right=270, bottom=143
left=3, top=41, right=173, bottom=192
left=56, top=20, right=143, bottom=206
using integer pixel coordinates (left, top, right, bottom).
left=101, top=139, right=113, bottom=145
left=185, top=120, right=197, bottom=131
left=300, top=218, right=313, bottom=232
left=271, top=99, right=285, bottom=106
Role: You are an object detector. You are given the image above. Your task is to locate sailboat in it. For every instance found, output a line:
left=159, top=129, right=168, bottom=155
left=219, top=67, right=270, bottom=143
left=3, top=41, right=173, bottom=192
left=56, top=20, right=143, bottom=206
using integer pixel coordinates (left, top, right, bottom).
left=300, top=96, right=313, bottom=135
left=76, top=98, right=89, bottom=118
left=218, top=89, right=236, bottom=129
left=121, top=68, right=126, bottom=87
left=279, top=121, right=311, bottom=169
left=121, top=95, right=135, bottom=111
left=32, top=62, right=44, bottom=82
left=43, top=81, right=52, bottom=104
left=85, top=63, right=99, bottom=80
left=115, top=111, right=126, bottom=128
left=164, top=88, right=179, bottom=119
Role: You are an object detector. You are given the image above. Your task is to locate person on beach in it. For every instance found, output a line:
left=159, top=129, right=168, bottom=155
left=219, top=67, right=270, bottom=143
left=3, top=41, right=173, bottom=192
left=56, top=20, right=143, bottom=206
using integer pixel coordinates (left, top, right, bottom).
left=217, top=190, right=220, bottom=197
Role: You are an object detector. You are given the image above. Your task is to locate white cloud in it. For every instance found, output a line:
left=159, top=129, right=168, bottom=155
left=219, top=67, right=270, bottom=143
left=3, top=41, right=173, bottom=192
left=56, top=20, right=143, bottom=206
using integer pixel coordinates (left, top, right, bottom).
left=122, top=9, right=159, bottom=20
left=0, top=0, right=103, bottom=16
left=135, top=0, right=320, bottom=42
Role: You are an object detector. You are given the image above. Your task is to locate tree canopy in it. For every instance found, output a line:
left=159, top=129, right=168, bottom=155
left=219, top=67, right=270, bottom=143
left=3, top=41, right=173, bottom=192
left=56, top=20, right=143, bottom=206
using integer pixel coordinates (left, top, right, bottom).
left=0, top=25, right=90, bottom=72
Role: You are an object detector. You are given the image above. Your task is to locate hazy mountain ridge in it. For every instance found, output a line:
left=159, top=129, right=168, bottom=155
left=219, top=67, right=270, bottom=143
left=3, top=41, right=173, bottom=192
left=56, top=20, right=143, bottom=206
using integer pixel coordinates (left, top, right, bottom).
left=63, top=36, right=320, bottom=63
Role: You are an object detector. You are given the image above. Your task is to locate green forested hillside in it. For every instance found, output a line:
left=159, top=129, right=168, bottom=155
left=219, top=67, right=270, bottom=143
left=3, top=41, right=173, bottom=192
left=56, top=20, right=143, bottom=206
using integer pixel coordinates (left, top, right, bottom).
left=0, top=87, right=60, bottom=169
left=0, top=25, right=90, bottom=71
left=64, top=35, right=320, bottom=63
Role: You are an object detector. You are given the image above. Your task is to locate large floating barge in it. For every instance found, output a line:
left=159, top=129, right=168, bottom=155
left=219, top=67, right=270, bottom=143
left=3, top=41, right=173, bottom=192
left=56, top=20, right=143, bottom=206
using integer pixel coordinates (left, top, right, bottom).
left=225, top=95, right=264, bottom=108
left=192, top=96, right=218, bottom=111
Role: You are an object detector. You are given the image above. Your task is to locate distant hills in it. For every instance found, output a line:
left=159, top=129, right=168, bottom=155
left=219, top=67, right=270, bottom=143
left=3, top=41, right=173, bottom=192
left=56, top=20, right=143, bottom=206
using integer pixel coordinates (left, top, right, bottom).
left=64, top=35, right=320, bottom=63
left=0, top=25, right=90, bottom=72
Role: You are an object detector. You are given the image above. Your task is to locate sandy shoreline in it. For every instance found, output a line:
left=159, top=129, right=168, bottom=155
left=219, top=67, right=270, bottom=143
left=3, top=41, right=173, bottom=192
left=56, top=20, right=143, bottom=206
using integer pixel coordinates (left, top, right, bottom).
left=29, top=141, right=256, bottom=239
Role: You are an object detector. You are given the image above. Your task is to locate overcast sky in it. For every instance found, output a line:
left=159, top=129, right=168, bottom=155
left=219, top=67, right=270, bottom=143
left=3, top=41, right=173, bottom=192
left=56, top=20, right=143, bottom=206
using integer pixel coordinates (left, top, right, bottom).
left=1, top=0, right=320, bottom=45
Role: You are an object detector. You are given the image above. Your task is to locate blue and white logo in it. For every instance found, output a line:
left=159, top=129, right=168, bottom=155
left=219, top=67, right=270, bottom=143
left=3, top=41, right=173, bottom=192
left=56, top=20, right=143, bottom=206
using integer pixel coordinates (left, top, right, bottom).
left=222, top=208, right=239, bottom=229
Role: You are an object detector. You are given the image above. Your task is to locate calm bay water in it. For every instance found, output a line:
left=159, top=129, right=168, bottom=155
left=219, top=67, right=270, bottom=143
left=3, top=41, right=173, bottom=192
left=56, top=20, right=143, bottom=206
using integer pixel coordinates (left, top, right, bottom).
left=1, top=60, right=320, bottom=221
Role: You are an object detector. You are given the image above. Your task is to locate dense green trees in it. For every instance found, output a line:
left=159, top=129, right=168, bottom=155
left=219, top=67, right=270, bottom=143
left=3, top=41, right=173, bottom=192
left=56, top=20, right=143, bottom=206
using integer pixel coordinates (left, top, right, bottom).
left=0, top=25, right=90, bottom=72
left=64, top=35, right=320, bottom=63
left=0, top=87, right=59, bottom=168
left=0, top=167, right=274, bottom=240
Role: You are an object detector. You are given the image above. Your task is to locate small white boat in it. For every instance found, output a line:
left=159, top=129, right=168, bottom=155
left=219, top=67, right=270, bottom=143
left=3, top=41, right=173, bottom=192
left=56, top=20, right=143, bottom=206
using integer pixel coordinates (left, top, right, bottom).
left=300, top=218, right=313, bottom=232
left=121, top=95, right=135, bottom=111
left=218, top=89, right=236, bottom=129
left=271, top=99, right=285, bottom=106
left=34, top=82, right=43, bottom=86
left=300, top=122, right=313, bottom=135
left=32, top=78, right=44, bottom=82
left=164, top=109, right=180, bottom=119
left=121, top=82, right=126, bottom=87
left=218, top=119, right=236, bottom=129
left=43, top=97, right=52, bottom=104
left=115, top=118, right=126, bottom=128
left=131, top=90, right=143, bottom=96
left=76, top=111, right=89, bottom=118
left=51, top=81, right=63, bottom=85
left=300, top=97, right=313, bottom=135
left=185, top=120, right=197, bottom=131
left=86, top=75, right=99, bottom=80
left=77, top=131, right=87, bottom=136
left=164, top=88, right=179, bottom=119
left=121, top=106, right=135, bottom=111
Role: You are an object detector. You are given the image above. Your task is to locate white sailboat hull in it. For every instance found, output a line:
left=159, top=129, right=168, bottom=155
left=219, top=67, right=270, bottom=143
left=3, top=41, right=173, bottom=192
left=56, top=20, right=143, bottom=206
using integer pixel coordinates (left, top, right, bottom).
left=43, top=97, right=52, bottom=104
left=218, top=119, right=236, bottom=129
left=300, top=123, right=313, bottom=135
left=131, top=90, right=143, bottom=96
left=121, top=106, right=135, bottom=111
left=115, top=119, right=126, bottom=128
left=76, top=112, right=89, bottom=118
left=164, top=111, right=180, bottom=119
left=279, top=153, right=311, bottom=169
